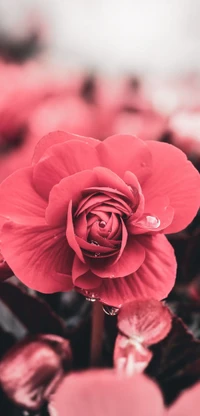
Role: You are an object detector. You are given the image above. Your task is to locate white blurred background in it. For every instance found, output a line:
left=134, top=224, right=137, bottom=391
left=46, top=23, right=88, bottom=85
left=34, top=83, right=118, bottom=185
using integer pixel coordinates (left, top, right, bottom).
left=0, top=0, right=200, bottom=74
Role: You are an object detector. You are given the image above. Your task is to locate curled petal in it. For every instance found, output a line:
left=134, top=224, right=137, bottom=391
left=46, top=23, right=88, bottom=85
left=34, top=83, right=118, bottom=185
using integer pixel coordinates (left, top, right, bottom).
left=46, top=170, right=98, bottom=226
left=66, top=201, right=85, bottom=263
left=143, top=141, right=200, bottom=233
left=72, top=255, right=101, bottom=289
left=90, top=236, right=145, bottom=278
left=128, top=196, right=174, bottom=234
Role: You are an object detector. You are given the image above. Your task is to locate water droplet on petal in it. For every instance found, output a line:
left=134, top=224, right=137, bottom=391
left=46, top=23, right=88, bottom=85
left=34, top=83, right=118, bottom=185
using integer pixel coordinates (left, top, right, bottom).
left=86, top=296, right=97, bottom=302
left=90, top=240, right=99, bottom=245
left=102, top=305, right=120, bottom=315
left=99, top=220, right=106, bottom=228
left=136, top=214, right=160, bottom=229
left=78, top=288, right=99, bottom=302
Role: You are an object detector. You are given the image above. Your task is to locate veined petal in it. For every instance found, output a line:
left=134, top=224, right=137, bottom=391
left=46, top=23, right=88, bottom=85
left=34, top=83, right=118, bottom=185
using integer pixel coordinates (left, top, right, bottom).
left=1, top=221, right=73, bottom=293
left=0, top=167, right=47, bottom=225
left=90, top=236, right=145, bottom=278
left=97, top=234, right=176, bottom=307
left=143, top=141, right=200, bottom=233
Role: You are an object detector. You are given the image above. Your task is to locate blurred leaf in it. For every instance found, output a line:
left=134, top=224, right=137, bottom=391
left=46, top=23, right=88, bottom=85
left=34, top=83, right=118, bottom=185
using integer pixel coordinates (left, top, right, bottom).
left=0, top=282, right=64, bottom=336
left=146, top=314, right=200, bottom=405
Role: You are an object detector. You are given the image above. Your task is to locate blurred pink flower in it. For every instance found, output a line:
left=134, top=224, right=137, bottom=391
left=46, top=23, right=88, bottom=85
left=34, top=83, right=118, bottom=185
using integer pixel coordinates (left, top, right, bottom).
left=49, top=369, right=200, bottom=416
left=114, top=299, right=171, bottom=375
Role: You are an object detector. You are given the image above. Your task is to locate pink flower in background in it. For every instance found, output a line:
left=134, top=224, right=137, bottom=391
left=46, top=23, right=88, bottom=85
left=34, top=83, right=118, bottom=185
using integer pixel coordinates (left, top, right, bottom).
left=49, top=369, right=200, bottom=416
left=0, top=61, right=84, bottom=183
left=168, top=110, right=200, bottom=157
left=49, top=370, right=164, bottom=416
left=114, top=299, right=172, bottom=375
left=0, top=132, right=199, bottom=306
left=0, top=334, right=72, bottom=411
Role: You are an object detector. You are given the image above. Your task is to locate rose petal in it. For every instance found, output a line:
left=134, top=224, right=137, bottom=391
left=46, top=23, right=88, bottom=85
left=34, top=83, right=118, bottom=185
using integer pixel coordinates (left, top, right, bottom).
left=66, top=201, right=85, bottom=263
left=123, top=170, right=145, bottom=219
left=97, top=234, right=176, bottom=306
left=72, top=256, right=101, bottom=289
left=143, top=141, right=200, bottom=233
left=32, top=131, right=99, bottom=164
left=46, top=170, right=98, bottom=226
left=127, top=196, right=174, bottom=234
left=97, top=134, right=152, bottom=183
left=50, top=370, right=164, bottom=416
left=93, top=167, right=137, bottom=201
left=1, top=221, right=73, bottom=293
left=0, top=167, right=46, bottom=225
left=33, top=141, right=100, bottom=199
left=90, top=236, right=145, bottom=278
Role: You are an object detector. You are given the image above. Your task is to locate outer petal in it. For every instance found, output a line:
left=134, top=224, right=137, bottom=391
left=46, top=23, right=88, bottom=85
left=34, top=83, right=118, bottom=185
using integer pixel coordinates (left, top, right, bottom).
left=46, top=170, right=98, bottom=226
left=96, top=134, right=152, bottom=183
left=143, top=141, right=200, bottom=233
left=50, top=370, right=164, bottom=416
left=1, top=222, right=73, bottom=293
left=33, top=141, right=100, bottom=199
left=32, top=131, right=99, bottom=164
left=72, top=256, right=102, bottom=289
left=166, top=383, right=200, bottom=416
left=127, top=196, right=174, bottom=234
left=97, top=234, right=176, bottom=307
left=89, top=236, right=145, bottom=278
left=0, top=167, right=47, bottom=225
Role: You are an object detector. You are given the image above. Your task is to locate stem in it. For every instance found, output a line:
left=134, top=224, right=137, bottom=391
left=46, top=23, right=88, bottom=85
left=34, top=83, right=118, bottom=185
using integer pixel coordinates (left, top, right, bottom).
left=90, top=301, right=105, bottom=367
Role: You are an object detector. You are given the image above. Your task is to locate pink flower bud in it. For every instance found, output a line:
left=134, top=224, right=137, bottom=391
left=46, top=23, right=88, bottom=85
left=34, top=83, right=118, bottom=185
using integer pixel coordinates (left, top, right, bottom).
left=0, top=334, right=72, bottom=411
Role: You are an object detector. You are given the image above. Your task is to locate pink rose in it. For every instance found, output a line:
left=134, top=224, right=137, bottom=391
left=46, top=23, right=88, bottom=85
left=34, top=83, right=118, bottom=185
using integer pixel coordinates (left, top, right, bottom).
left=0, top=132, right=199, bottom=307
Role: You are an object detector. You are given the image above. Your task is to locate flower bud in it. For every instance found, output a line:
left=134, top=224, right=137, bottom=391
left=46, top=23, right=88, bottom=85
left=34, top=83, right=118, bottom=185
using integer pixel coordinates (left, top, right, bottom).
left=0, top=334, right=72, bottom=411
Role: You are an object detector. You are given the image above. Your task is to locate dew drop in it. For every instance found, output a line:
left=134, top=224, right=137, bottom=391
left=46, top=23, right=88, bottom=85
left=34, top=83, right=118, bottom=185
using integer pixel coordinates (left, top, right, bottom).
left=79, top=289, right=99, bottom=302
left=136, top=214, right=160, bottom=229
left=86, top=296, right=97, bottom=302
left=102, top=305, right=120, bottom=315
left=99, top=220, right=106, bottom=228
left=90, top=240, right=99, bottom=245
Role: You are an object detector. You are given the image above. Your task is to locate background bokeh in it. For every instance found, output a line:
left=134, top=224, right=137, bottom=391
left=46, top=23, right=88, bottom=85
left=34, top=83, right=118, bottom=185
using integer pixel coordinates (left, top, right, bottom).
left=0, top=0, right=200, bottom=74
